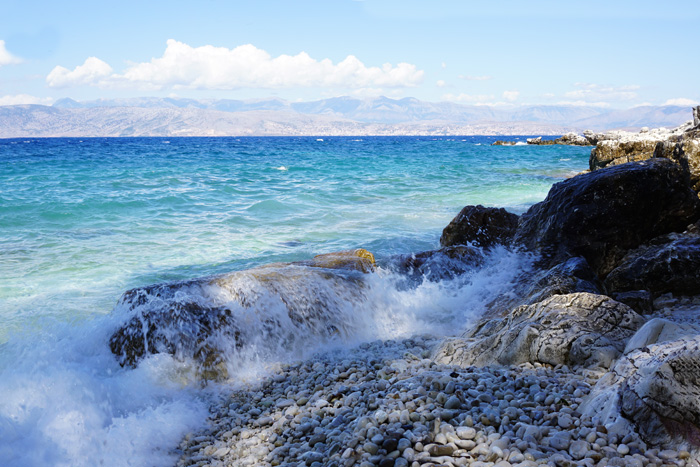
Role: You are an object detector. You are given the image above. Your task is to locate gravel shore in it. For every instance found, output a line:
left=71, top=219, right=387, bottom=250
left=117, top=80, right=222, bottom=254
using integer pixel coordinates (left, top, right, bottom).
left=175, top=336, right=693, bottom=467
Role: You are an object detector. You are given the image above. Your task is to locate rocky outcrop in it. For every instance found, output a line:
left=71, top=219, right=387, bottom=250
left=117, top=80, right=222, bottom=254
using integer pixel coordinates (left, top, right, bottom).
left=604, top=229, right=700, bottom=299
left=526, top=132, right=592, bottom=146
left=109, top=249, right=376, bottom=379
left=440, top=205, right=519, bottom=249
left=434, top=293, right=644, bottom=369
left=514, top=158, right=700, bottom=277
left=582, top=327, right=700, bottom=447
left=589, top=110, right=700, bottom=191
left=492, top=140, right=517, bottom=146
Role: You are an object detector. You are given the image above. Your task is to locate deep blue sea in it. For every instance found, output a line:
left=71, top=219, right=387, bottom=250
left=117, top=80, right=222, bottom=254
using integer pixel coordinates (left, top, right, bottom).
left=0, top=136, right=589, bottom=466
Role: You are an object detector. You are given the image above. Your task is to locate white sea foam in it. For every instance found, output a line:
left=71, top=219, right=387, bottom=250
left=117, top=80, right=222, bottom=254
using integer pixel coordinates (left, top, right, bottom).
left=0, top=247, right=533, bottom=466
left=515, top=141, right=527, bottom=146
left=275, top=166, right=288, bottom=171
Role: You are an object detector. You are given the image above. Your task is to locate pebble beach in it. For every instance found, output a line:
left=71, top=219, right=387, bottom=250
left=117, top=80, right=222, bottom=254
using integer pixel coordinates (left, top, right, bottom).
left=176, top=337, right=693, bottom=467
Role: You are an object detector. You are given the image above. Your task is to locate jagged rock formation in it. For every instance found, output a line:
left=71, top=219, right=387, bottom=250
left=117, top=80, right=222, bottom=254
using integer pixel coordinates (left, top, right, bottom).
left=440, top=205, right=520, bottom=249
left=434, top=293, right=644, bottom=369
left=514, top=158, right=700, bottom=277
left=109, top=249, right=375, bottom=379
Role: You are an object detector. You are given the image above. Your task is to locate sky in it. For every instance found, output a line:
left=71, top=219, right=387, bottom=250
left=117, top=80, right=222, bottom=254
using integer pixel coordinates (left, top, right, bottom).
left=0, top=0, right=698, bottom=108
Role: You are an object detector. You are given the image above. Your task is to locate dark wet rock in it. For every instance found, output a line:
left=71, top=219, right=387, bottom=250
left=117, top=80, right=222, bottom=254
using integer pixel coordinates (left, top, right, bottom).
left=434, top=292, right=645, bottom=369
left=610, top=290, right=653, bottom=315
left=492, top=140, right=517, bottom=146
left=394, top=245, right=484, bottom=281
left=604, top=231, right=700, bottom=299
left=485, top=256, right=603, bottom=318
left=109, top=249, right=376, bottom=379
left=514, top=158, right=700, bottom=277
left=440, top=204, right=519, bottom=249
left=583, top=331, right=700, bottom=447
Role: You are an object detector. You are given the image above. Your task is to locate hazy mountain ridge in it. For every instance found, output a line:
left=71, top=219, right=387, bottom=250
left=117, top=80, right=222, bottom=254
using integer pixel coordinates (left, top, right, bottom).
left=0, top=96, right=691, bottom=137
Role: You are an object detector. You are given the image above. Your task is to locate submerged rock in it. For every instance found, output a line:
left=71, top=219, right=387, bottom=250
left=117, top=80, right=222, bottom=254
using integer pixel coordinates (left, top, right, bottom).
left=514, top=158, right=700, bottom=277
left=109, top=249, right=376, bottom=379
left=434, top=292, right=644, bottom=369
left=440, top=204, right=519, bottom=249
left=394, top=245, right=485, bottom=281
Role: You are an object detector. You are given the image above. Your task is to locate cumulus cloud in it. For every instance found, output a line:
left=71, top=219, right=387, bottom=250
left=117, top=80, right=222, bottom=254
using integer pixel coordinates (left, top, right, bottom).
left=46, top=40, right=424, bottom=91
left=458, top=75, right=492, bottom=81
left=47, top=57, right=113, bottom=88
left=564, top=83, right=639, bottom=103
left=0, top=94, right=54, bottom=106
left=502, top=90, right=519, bottom=102
left=0, top=40, right=22, bottom=66
left=436, top=80, right=446, bottom=87
left=664, top=97, right=699, bottom=106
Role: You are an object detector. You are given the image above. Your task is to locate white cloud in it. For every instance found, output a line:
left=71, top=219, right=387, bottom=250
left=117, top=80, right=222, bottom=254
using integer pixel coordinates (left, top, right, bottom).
left=664, top=97, right=699, bottom=106
left=0, top=40, right=22, bottom=66
left=458, top=75, right=492, bottom=81
left=564, top=83, right=639, bottom=103
left=502, top=90, right=519, bottom=102
left=47, top=57, right=113, bottom=88
left=46, top=40, right=424, bottom=91
left=441, top=62, right=447, bottom=69
left=436, top=80, right=446, bottom=87
left=0, top=94, right=54, bottom=106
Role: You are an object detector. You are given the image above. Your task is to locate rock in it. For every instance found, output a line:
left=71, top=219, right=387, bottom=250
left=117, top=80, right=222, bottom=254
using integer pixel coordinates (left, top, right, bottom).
left=548, top=431, right=571, bottom=450
left=434, top=293, right=644, bottom=369
left=394, top=245, right=485, bottom=281
left=623, top=318, right=700, bottom=354
left=610, top=290, right=653, bottom=314
left=492, top=140, right=517, bottom=146
left=569, top=440, right=590, bottom=460
left=109, top=249, right=376, bottom=379
left=485, top=256, right=603, bottom=318
left=588, top=111, right=700, bottom=191
left=584, top=336, right=700, bottom=447
left=514, top=158, right=700, bottom=277
left=694, top=105, right=700, bottom=127
left=604, top=231, right=700, bottom=298
left=440, top=205, right=520, bottom=249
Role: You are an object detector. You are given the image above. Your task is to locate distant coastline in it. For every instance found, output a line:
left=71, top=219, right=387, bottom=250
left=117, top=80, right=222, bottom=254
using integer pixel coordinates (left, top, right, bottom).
left=0, top=96, right=690, bottom=138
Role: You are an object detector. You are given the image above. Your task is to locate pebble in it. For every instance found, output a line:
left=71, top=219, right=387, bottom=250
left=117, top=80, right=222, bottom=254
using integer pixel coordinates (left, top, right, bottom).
left=175, top=336, right=690, bottom=467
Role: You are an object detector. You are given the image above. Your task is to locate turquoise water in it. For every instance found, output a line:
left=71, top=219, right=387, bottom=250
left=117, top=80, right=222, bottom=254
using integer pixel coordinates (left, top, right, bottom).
left=0, top=136, right=589, bottom=466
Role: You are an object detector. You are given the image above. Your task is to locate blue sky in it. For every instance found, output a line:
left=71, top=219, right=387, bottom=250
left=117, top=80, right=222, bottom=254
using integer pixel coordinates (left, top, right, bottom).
left=0, top=0, right=698, bottom=108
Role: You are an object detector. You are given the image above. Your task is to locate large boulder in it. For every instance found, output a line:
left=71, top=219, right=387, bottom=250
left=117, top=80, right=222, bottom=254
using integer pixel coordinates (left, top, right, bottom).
left=514, top=158, right=700, bottom=277
left=434, top=293, right=645, bottom=369
left=604, top=230, right=700, bottom=299
left=440, top=205, right=519, bottom=249
left=109, top=249, right=376, bottom=379
left=582, top=324, right=700, bottom=447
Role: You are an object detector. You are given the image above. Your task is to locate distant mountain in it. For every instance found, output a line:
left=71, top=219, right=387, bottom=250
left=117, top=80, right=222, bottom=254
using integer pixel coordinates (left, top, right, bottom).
left=0, top=96, right=692, bottom=138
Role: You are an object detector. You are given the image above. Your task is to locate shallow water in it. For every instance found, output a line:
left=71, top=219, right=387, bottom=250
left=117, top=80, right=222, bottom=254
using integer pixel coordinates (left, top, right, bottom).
left=0, top=136, right=589, bottom=466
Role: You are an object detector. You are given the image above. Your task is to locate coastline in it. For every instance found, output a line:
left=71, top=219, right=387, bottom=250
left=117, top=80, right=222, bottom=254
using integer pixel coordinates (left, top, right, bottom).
left=167, top=112, right=700, bottom=467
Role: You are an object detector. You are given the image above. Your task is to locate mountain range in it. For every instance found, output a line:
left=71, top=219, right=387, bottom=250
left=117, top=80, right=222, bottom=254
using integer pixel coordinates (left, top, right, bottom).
left=0, top=96, right=692, bottom=137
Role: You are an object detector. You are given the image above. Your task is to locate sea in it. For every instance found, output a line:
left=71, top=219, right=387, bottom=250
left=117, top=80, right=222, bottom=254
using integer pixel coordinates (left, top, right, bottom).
left=0, top=136, right=590, bottom=466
